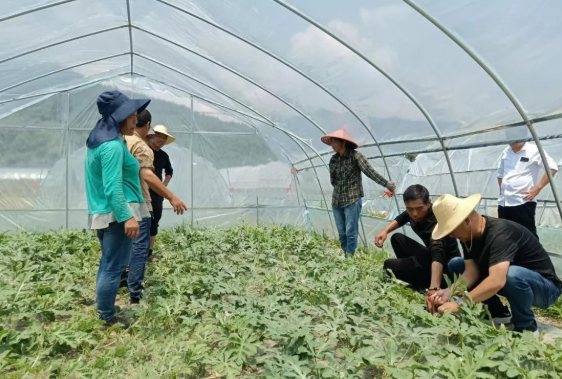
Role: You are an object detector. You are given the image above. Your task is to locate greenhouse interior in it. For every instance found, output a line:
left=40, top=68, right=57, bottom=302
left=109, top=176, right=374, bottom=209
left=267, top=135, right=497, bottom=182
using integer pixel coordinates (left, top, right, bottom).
left=3, top=1, right=562, bottom=258
left=6, top=1, right=562, bottom=377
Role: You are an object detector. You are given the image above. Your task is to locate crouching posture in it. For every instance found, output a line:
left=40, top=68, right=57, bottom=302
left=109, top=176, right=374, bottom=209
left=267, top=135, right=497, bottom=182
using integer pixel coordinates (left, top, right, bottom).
left=377, top=185, right=460, bottom=299
left=428, top=194, right=562, bottom=335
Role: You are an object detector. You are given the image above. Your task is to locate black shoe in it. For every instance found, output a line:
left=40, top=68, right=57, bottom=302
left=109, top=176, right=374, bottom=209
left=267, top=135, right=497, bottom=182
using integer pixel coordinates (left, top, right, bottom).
left=104, top=316, right=132, bottom=329
left=130, top=297, right=140, bottom=305
left=513, top=320, right=539, bottom=337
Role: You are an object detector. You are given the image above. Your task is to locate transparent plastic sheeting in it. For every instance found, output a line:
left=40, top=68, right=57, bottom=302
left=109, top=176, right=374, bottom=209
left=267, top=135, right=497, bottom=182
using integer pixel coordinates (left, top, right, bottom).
left=1, top=0, right=562, bottom=254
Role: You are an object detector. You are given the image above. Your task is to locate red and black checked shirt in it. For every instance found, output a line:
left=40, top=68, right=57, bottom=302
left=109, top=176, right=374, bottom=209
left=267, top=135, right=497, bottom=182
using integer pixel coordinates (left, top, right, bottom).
left=329, top=150, right=388, bottom=208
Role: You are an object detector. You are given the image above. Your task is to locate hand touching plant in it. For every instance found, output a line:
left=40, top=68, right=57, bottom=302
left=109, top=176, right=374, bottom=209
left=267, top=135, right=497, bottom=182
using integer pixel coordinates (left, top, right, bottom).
left=427, top=275, right=470, bottom=315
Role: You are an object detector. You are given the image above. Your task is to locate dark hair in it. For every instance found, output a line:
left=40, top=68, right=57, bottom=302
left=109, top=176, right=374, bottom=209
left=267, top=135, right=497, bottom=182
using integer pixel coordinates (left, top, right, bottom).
left=345, top=140, right=357, bottom=150
left=136, top=109, right=152, bottom=128
left=403, top=184, right=430, bottom=205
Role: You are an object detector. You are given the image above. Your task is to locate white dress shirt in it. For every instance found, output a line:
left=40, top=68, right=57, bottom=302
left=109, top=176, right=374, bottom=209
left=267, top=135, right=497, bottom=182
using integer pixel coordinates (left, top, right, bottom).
left=497, top=142, right=558, bottom=207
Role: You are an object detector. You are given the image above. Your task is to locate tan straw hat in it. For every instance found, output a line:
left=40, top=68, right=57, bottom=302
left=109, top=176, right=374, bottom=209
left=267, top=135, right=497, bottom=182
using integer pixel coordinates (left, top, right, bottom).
left=150, top=124, right=176, bottom=145
left=321, top=128, right=358, bottom=149
left=431, top=193, right=482, bottom=240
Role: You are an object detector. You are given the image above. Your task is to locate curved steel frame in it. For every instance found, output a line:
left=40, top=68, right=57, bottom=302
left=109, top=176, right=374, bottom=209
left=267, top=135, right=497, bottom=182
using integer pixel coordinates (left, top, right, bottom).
left=0, top=72, right=131, bottom=106
left=128, top=61, right=336, bottom=231
left=3, top=0, right=562, bottom=228
left=0, top=53, right=129, bottom=94
left=0, top=0, right=77, bottom=23
left=154, top=0, right=400, bottom=198
left=0, top=68, right=335, bottom=233
left=403, top=0, right=562, bottom=220
left=131, top=26, right=327, bottom=136
left=133, top=74, right=264, bottom=131
left=125, top=0, right=134, bottom=74
left=0, top=26, right=128, bottom=66
left=271, top=0, right=459, bottom=201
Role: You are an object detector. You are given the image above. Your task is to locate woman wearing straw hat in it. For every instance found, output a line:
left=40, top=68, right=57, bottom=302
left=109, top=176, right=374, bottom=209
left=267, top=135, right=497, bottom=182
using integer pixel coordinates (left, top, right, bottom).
left=85, top=90, right=151, bottom=325
left=321, top=129, right=396, bottom=256
left=427, top=193, right=562, bottom=335
left=147, top=124, right=176, bottom=258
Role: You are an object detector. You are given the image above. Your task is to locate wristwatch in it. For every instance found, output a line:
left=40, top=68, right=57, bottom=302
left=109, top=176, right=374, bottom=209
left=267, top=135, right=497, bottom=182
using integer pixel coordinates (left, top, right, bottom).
left=452, top=296, right=464, bottom=305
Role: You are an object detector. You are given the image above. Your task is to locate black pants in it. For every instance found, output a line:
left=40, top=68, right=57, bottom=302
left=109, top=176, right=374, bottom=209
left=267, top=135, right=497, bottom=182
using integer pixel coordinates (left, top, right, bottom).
left=383, top=234, right=436, bottom=290
left=498, top=202, right=538, bottom=240
left=150, top=193, right=163, bottom=237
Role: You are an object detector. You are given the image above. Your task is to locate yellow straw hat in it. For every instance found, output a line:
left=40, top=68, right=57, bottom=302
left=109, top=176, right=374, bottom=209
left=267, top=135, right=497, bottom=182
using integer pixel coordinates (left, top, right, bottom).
left=150, top=124, right=176, bottom=145
left=432, top=193, right=482, bottom=240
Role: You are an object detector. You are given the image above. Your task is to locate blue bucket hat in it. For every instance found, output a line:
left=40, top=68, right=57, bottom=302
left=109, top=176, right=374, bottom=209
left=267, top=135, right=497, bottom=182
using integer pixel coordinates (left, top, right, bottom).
left=86, top=90, right=151, bottom=149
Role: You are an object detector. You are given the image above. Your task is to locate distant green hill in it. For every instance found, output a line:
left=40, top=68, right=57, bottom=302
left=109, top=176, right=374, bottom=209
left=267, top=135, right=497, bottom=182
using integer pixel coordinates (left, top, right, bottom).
left=0, top=84, right=278, bottom=169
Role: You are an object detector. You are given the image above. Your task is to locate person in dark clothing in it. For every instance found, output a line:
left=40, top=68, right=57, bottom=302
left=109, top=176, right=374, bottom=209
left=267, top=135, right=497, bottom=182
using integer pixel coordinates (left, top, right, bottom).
left=376, top=185, right=460, bottom=295
left=378, top=186, right=512, bottom=322
left=429, top=193, right=562, bottom=336
left=147, top=124, right=176, bottom=258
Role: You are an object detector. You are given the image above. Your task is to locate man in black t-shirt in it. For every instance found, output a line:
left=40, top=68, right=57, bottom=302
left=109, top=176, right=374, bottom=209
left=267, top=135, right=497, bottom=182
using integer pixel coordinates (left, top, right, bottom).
left=376, top=185, right=461, bottom=307
left=428, top=193, right=562, bottom=334
left=147, top=125, right=175, bottom=258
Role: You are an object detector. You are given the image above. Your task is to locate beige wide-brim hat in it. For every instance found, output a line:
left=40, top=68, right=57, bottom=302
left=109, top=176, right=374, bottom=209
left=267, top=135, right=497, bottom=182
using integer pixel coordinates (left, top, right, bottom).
left=320, top=128, right=358, bottom=149
left=431, top=193, right=482, bottom=240
left=149, top=124, right=176, bottom=145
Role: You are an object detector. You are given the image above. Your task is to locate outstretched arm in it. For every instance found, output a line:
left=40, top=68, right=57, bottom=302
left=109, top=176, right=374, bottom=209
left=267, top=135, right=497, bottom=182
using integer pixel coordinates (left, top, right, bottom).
left=356, top=152, right=394, bottom=190
left=140, top=168, right=187, bottom=215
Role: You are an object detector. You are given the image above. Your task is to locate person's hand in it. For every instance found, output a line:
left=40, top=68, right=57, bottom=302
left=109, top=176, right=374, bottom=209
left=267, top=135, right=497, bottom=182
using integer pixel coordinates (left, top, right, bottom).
left=374, top=231, right=388, bottom=248
left=425, top=289, right=440, bottom=314
left=124, top=217, right=140, bottom=239
left=386, top=181, right=396, bottom=193
left=438, top=301, right=460, bottom=314
left=169, top=196, right=187, bottom=215
left=523, top=186, right=542, bottom=201
left=427, top=288, right=450, bottom=314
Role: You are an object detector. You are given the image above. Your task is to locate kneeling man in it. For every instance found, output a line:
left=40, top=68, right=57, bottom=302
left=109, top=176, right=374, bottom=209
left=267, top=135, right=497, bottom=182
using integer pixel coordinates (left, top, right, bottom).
left=428, top=193, right=562, bottom=334
left=376, top=185, right=460, bottom=293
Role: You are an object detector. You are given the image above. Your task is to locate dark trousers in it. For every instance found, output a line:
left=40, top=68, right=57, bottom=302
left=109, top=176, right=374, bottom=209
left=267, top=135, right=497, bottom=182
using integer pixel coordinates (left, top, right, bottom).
left=383, top=234, right=436, bottom=290
left=150, top=193, right=163, bottom=237
left=498, top=202, right=538, bottom=240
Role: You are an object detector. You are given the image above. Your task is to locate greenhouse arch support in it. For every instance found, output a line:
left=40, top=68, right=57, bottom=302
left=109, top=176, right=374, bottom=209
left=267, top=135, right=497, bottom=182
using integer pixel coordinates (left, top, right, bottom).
left=0, top=0, right=77, bottom=23
left=132, top=26, right=329, bottom=136
left=126, top=0, right=134, bottom=74
left=154, top=0, right=399, bottom=195
left=403, top=0, right=562, bottom=221
left=0, top=53, right=129, bottom=94
left=130, top=69, right=337, bottom=232
left=271, top=0, right=459, bottom=201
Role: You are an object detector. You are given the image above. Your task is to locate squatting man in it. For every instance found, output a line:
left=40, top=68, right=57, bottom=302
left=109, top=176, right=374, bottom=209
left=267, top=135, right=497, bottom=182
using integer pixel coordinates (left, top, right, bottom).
left=426, top=193, right=562, bottom=336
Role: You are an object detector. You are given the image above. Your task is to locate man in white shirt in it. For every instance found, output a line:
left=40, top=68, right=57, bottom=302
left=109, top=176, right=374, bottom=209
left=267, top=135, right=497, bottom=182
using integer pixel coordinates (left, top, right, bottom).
left=497, top=128, right=558, bottom=240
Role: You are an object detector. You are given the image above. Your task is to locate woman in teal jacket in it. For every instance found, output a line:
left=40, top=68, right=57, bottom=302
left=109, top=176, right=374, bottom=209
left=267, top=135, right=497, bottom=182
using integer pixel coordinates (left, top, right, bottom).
left=85, top=91, right=150, bottom=324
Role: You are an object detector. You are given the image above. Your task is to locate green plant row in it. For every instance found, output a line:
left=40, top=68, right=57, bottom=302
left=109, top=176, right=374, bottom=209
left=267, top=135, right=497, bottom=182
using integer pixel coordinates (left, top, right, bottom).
left=0, top=226, right=561, bottom=379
